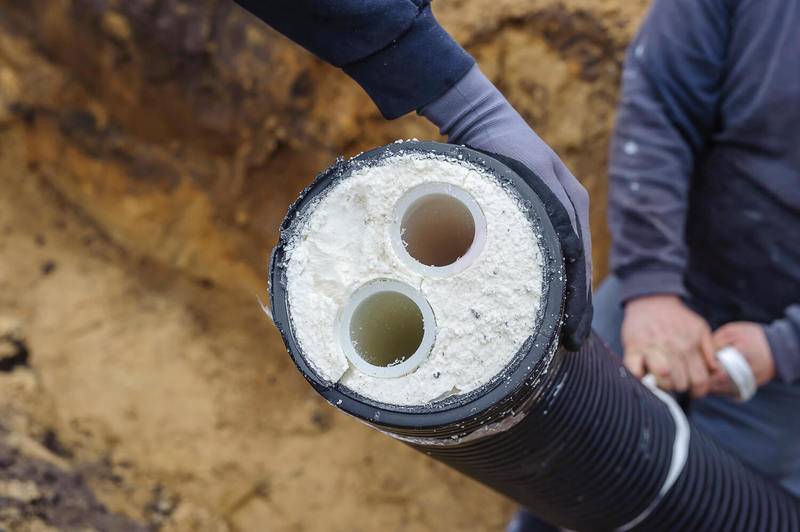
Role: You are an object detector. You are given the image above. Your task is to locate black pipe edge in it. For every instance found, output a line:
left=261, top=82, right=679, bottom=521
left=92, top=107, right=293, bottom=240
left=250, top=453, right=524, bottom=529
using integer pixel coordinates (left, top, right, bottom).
left=268, top=141, right=800, bottom=530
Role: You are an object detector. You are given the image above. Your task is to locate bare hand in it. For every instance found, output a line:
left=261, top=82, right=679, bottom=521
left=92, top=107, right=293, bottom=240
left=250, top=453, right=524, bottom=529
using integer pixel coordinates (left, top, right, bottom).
left=710, top=322, right=775, bottom=396
left=622, top=295, right=717, bottom=397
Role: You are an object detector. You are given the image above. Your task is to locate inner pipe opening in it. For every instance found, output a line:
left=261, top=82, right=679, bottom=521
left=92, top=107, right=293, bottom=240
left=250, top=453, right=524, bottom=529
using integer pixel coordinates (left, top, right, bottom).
left=340, top=280, right=436, bottom=379
left=392, top=183, right=487, bottom=277
left=402, top=194, right=475, bottom=267
left=350, top=291, right=423, bottom=367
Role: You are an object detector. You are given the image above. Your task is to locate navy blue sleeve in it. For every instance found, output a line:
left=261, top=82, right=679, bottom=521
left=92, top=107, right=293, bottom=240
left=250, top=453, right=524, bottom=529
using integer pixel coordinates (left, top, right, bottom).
left=233, top=0, right=474, bottom=119
left=607, top=0, right=732, bottom=303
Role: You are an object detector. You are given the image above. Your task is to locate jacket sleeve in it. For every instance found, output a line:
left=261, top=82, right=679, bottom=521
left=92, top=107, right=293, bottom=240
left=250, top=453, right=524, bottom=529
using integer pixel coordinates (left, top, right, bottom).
left=607, top=0, right=732, bottom=303
left=765, top=305, right=800, bottom=384
left=232, top=0, right=474, bottom=119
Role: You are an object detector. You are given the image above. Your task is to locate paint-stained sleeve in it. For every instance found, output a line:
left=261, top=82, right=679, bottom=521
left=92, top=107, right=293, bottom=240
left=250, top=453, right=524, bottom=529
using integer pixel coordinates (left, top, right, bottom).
left=607, top=0, right=732, bottom=303
left=231, top=0, right=474, bottom=119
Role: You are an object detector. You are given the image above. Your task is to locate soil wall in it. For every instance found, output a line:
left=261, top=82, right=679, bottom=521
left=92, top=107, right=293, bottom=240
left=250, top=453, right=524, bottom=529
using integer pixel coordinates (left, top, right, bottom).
left=0, top=1, right=649, bottom=530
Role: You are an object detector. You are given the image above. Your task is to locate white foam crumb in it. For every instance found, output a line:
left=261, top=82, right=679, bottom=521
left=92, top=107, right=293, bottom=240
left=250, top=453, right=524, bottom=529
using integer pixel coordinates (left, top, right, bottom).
left=285, top=153, right=544, bottom=406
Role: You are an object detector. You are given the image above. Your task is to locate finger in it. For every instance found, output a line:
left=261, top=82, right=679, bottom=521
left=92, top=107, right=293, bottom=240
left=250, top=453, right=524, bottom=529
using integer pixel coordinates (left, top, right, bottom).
left=624, top=349, right=646, bottom=378
left=687, top=350, right=711, bottom=398
left=700, top=330, right=719, bottom=372
left=709, top=369, right=736, bottom=396
left=712, top=324, right=735, bottom=349
left=670, top=353, right=689, bottom=393
left=644, top=348, right=673, bottom=390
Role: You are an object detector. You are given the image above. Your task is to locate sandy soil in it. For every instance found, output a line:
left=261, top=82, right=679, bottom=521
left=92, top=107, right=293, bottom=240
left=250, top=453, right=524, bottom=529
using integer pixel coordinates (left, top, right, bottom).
left=0, top=125, right=515, bottom=530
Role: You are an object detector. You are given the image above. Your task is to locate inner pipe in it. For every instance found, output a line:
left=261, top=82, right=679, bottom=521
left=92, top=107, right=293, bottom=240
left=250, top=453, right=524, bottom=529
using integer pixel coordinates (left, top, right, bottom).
left=391, top=182, right=486, bottom=277
left=339, top=280, right=436, bottom=379
left=269, top=141, right=800, bottom=530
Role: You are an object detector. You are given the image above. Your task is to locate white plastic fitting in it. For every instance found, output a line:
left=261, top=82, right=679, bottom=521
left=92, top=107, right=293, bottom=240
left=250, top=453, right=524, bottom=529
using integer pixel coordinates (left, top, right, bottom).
left=716, top=346, right=756, bottom=402
left=339, top=279, right=436, bottom=379
left=391, top=182, right=487, bottom=277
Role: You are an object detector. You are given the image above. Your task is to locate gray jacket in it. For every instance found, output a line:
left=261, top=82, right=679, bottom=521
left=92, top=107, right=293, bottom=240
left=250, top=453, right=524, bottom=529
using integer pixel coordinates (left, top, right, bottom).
left=608, top=0, right=800, bottom=382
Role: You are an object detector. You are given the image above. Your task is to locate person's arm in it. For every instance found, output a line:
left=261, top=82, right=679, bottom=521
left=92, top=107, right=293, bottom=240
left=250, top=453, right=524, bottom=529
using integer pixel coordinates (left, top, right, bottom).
left=765, top=305, right=800, bottom=384
left=609, top=0, right=730, bottom=300
left=234, top=0, right=593, bottom=348
left=232, top=0, right=473, bottom=119
left=608, top=0, right=734, bottom=395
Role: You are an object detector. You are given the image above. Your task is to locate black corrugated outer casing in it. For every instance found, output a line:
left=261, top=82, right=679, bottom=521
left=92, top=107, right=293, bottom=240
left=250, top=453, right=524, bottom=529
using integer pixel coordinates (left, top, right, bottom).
left=269, top=141, right=800, bottom=530
left=637, top=421, right=800, bottom=531
left=420, top=335, right=675, bottom=530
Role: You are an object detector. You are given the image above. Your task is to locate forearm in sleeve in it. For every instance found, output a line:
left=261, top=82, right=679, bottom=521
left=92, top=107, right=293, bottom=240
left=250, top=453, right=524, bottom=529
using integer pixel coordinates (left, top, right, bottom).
left=765, top=305, right=800, bottom=384
left=232, top=0, right=474, bottom=119
left=608, top=0, right=731, bottom=303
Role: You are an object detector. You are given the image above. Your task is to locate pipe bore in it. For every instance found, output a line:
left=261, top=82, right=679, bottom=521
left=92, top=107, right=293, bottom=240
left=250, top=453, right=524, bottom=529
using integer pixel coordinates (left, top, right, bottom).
left=392, top=183, right=486, bottom=277
left=339, top=280, right=436, bottom=378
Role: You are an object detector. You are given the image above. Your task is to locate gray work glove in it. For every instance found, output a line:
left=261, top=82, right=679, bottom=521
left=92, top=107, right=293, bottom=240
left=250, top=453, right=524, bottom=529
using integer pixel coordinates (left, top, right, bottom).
left=421, top=65, right=593, bottom=350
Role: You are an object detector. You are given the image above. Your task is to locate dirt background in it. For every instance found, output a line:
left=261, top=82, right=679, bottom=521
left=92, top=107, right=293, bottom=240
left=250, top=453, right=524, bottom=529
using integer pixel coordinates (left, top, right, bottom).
left=0, top=1, right=649, bottom=530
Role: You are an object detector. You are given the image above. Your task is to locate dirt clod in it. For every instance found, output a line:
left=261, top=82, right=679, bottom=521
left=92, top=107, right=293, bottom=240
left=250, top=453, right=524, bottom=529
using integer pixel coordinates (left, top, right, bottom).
left=0, top=432, right=146, bottom=531
left=0, top=318, right=29, bottom=373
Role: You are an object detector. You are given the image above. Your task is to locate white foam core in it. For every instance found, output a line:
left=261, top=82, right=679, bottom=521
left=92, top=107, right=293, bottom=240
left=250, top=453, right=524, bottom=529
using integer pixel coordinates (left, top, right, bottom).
left=285, top=152, right=544, bottom=406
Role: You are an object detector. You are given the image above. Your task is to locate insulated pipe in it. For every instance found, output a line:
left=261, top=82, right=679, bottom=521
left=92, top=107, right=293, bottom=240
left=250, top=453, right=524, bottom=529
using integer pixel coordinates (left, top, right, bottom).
left=268, top=142, right=800, bottom=530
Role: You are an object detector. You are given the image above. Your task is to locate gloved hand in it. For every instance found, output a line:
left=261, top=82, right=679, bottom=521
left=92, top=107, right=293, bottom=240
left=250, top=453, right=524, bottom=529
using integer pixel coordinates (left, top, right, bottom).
left=421, top=66, right=593, bottom=350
